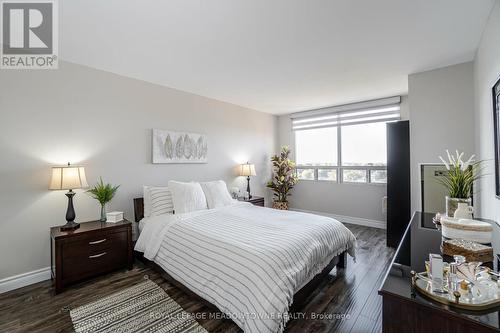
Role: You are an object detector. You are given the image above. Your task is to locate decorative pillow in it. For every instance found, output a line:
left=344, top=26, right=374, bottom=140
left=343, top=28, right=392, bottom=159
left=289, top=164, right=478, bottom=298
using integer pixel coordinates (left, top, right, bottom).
left=200, top=180, right=235, bottom=209
left=168, top=181, right=208, bottom=214
left=143, top=186, right=174, bottom=217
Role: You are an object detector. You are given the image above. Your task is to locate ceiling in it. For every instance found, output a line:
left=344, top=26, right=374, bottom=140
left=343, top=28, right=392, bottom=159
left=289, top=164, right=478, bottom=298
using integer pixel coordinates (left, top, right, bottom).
left=60, top=0, right=495, bottom=115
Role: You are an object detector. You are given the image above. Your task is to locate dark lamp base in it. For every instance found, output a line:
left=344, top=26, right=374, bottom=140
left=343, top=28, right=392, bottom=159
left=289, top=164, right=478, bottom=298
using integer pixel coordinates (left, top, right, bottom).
left=60, top=221, right=80, bottom=231
left=246, top=176, right=252, bottom=199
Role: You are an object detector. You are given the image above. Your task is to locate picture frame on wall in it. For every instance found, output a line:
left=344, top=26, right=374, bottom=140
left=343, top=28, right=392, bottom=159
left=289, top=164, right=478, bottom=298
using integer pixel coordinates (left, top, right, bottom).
left=152, top=129, right=208, bottom=164
left=493, top=77, right=500, bottom=199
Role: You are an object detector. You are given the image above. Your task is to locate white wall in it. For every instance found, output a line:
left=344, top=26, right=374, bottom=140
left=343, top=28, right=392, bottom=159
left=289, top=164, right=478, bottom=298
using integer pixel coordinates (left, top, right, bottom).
left=474, top=1, right=500, bottom=259
left=474, top=1, right=500, bottom=223
left=408, top=62, right=475, bottom=212
left=277, top=96, right=409, bottom=224
left=0, top=61, right=277, bottom=280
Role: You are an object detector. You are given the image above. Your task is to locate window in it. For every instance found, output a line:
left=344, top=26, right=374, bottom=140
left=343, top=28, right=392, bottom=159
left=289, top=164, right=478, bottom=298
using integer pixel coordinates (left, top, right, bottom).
left=342, top=169, right=367, bottom=183
left=292, top=97, right=400, bottom=184
left=370, top=170, right=388, bottom=183
left=341, top=122, right=387, bottom=167
left=296, top=168, right=315, bottom=180
left=318, top=169, right=337, bottom=181
left=295, top=127, right=337, bottom=166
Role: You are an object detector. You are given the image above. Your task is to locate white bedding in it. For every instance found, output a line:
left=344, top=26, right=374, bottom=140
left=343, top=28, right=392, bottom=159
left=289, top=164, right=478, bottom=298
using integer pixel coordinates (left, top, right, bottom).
left=135, top=202, right=356, bottom=333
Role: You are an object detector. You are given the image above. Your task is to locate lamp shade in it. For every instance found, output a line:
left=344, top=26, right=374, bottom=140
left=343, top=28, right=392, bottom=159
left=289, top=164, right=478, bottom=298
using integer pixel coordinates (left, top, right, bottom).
left=49, top=164, right=89, bottom=190
left=239, top=163, right=256, bottom=177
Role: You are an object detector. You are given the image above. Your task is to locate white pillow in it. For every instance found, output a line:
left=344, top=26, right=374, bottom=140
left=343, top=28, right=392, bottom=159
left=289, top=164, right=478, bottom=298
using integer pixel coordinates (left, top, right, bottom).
left=200, top=180, right=235, bottom=209
left=143, top=186, right=174, bottom=217
left=168, top=181, right=208, bottom=214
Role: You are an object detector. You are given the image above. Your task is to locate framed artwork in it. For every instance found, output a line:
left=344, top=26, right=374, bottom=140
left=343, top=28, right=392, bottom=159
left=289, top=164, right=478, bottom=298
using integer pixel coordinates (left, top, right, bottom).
left=493, top=77, right=500, bottom=198
left=152, top=129, right=208, bottom=164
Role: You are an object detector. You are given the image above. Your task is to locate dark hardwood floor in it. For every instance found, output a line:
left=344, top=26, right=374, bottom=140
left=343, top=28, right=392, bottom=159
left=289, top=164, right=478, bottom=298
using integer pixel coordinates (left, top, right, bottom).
left=0, top=223, right=394, bottom=333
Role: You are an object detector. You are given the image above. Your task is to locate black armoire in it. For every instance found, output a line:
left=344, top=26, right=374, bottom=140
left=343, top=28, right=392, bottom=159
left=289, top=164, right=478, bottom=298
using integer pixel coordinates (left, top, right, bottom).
left=386, top=120, right=411, bottom=248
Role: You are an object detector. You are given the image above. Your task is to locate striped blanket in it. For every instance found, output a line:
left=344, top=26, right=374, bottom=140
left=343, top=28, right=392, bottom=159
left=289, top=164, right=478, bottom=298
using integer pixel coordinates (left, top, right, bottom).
left=135, top=202, right=356, bottom=333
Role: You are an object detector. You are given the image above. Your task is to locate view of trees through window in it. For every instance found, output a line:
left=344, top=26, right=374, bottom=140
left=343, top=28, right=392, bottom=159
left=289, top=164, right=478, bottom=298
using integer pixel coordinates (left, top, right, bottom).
left=295, top=122, right=388, bottom=184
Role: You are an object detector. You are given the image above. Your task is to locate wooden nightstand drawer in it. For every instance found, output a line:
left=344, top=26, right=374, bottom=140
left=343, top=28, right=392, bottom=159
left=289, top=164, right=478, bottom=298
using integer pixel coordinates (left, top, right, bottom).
left=62, top=242, right=128, bottom=282
left=62, top=230, right=127, bottom=260
left=51, top=220, right=133, bottom=293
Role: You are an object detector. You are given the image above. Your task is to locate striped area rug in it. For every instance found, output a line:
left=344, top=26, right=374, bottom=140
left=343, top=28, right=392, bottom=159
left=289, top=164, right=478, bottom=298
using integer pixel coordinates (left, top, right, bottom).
left=70, top=279, right=208, bottom=333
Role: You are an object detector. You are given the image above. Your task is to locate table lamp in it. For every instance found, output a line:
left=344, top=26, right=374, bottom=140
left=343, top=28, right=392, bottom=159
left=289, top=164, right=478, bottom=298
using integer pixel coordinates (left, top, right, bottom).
left=49, top=163, right=89, bottom=231
left=239, top=162, right=256, bottom=199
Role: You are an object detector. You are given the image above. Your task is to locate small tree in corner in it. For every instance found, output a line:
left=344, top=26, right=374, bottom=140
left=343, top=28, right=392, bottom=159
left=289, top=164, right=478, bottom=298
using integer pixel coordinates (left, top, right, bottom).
left=266, top=146, right=299, bottom=210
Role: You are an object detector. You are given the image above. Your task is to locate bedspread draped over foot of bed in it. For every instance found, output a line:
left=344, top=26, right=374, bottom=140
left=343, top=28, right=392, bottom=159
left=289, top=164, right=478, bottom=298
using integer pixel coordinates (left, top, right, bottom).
left=136, top=202, right=357, bottom=333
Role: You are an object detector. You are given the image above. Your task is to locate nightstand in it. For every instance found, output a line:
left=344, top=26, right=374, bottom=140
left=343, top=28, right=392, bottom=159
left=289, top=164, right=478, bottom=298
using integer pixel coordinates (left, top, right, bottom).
left=50, top=220, right=133, bottom=294
left=238, top=196, right=265, bottom=207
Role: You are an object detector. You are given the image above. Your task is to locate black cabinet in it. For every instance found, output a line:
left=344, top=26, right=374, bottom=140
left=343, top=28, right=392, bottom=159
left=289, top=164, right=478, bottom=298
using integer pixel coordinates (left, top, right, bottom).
left=386, top=121, right=411, bottom=248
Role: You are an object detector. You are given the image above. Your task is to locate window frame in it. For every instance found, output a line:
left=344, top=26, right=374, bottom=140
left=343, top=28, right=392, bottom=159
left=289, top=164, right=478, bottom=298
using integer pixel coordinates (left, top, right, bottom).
left=294, top=124, right=388, bottom=185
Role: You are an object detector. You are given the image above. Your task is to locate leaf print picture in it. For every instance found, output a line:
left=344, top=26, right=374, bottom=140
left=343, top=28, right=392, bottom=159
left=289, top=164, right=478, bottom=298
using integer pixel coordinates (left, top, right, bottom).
left=175, top=136, right=184, bottom=158
left=196, top=136, right=204, bottom=159
left=183, top=134, right=192, bottom=159
left=164, top=134, right=173, bottom=159
left=152, top=129, right=208, bottom=164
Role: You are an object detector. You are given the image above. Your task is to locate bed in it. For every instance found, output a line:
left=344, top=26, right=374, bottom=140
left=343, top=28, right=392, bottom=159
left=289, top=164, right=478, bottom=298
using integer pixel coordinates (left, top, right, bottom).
left=133, top=198, right=356, bottom=333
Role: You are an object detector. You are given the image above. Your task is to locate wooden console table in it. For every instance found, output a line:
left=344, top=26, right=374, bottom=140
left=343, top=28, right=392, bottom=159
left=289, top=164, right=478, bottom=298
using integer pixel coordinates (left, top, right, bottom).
left=379, top=212, right=499, bottom=332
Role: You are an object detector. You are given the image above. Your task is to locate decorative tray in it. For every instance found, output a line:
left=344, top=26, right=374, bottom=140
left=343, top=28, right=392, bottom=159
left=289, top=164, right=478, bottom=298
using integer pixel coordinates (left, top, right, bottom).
left=412, top=271, right=500, bottom=311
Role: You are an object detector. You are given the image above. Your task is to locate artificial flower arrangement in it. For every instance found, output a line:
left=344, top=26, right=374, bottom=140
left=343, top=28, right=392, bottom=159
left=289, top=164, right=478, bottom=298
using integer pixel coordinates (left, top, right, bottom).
left=438, top=150, right=483, bottom=217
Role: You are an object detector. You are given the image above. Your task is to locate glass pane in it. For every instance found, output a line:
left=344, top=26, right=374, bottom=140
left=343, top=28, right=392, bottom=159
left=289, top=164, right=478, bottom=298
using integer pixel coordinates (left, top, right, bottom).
left=295, top=127, right=338, bottom=166
left=342, top=169, right=367, bottom=183
left=370, top=170, right=387, bottom=183
left=341, top=122, right=387, bottom=166
left=318, top=169, right=337, bottom=181
left=296, top=168, right=315, bottom=180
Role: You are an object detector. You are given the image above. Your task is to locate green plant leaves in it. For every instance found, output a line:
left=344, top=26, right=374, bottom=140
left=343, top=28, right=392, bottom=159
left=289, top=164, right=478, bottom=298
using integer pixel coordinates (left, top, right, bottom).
left=266, top=146, right=298, bottom=203
left=437, top=161, right=483, bottom=199
left=87, top=177, right=120, bottom=205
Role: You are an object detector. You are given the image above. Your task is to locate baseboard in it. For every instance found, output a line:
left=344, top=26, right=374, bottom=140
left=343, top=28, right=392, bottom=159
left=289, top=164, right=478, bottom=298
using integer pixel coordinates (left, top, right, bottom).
left=0, top=267, right=51, bottom=294
left=291, top=208, right=386, bottom=229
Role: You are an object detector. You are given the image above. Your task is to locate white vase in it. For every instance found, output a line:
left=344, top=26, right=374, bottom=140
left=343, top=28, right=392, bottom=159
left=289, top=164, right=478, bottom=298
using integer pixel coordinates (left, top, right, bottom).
left=454, top=202, right=474, bottom=219
left=445, top=197, right=471, bottom=217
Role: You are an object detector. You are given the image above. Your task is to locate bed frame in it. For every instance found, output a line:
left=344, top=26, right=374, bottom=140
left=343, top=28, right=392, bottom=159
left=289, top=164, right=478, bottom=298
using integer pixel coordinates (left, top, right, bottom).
left=133, top=197, right=347, bottom=313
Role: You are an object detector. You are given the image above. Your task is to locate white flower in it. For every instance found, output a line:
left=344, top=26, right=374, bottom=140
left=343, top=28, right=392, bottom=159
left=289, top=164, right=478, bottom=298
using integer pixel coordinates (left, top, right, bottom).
left=439, top=156, right=450, bottom=170
left=446, top=150, right=452, bottom=163
left=450, top=154, right=457, bottom=166
left=461, top=154, right=476, bottom=171
left=441, top=150, right=476, bottom=171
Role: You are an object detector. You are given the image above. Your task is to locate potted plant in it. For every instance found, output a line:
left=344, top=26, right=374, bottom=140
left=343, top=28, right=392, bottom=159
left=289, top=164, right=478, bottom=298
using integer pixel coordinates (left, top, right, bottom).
left=266, top=146, right=299, bottom=210
left=87, top=177, right=120, bottom=222
left=438, top=150, right=483, bottom=217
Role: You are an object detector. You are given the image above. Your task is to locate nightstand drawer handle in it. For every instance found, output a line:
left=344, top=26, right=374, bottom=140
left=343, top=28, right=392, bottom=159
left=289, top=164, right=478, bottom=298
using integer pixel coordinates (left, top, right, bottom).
left=89, top=239, right=106, bottom=245
left=89, top=252, right=107, bottom=259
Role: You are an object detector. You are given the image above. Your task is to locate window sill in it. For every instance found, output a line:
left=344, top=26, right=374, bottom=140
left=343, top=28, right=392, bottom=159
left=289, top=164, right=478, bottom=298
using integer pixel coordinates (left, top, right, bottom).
left=297, top=179, right=387, bottom=186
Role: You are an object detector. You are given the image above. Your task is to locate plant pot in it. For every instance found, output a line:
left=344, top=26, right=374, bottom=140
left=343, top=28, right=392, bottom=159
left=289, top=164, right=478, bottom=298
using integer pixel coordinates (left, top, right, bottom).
left=445, top=197, right=472, bottom=218
left=273, top=201, right=289, bottom=210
